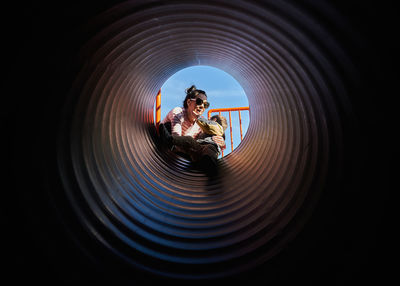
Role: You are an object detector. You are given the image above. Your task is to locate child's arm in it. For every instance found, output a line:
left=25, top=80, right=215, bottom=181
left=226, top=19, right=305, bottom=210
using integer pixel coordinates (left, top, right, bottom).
left=212, top=136, right=226, bottom=150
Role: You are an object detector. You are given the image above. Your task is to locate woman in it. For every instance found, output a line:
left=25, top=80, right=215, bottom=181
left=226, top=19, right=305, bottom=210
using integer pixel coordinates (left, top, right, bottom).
left=159, top=85, right=225, bottom=174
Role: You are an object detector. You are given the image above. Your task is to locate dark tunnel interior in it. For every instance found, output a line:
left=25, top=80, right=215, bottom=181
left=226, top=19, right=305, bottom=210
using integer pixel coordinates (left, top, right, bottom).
left=4, top=0, right=396, bottom=285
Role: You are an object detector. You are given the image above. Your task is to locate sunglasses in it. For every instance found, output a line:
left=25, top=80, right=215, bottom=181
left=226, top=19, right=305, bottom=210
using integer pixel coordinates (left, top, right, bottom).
left=190, top=97, right=210, bottom=109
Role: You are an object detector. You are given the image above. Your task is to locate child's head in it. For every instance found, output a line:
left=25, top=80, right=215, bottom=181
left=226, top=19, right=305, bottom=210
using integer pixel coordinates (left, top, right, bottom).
left=210, top=115, right=228, bottom=131
left=197, top=115, right=227, bottom=136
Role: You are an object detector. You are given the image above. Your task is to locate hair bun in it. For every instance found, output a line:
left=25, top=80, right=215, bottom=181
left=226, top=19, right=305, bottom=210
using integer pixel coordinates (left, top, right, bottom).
left=185, top=85, right=197, bottom=95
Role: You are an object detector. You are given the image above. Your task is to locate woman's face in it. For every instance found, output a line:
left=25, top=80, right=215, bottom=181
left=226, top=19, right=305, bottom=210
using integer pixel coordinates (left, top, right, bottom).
left=186, top=96, right=208, bottom=119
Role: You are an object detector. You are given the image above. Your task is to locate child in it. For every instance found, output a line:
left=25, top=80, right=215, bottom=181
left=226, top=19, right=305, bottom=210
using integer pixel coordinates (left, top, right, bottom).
left=196, top=115, right=228, bottom=157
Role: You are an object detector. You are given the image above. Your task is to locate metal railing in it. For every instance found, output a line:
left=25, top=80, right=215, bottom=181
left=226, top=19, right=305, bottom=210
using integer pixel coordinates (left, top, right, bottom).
left=155, top=89, right=161, bottom=133
left=208, top=107, right=250, bottom=157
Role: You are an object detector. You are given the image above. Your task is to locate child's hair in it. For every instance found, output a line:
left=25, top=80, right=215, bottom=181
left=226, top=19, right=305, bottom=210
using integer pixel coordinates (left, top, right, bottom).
left=210, top=115, right=228, bottom=131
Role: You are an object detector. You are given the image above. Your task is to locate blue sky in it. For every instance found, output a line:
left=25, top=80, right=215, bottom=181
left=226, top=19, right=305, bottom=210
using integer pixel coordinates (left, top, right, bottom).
left=156, top=65, right=250, bottom=157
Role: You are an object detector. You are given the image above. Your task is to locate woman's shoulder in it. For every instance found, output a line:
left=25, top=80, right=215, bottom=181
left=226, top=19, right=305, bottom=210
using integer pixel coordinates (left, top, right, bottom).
left=168, top=107, right=184, bottom=118
left=170, top=107, right=184, bottom=114
left=162, top=107, right=184, bottom=123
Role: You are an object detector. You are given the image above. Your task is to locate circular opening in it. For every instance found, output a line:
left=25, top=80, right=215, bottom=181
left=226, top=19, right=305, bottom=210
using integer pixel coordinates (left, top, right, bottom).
left=154, top=65, right=250, bottom=157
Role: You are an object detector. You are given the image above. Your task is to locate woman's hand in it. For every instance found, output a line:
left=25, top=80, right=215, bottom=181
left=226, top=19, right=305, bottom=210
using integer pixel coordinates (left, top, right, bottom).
left=212, top=136, right=226, bottom=150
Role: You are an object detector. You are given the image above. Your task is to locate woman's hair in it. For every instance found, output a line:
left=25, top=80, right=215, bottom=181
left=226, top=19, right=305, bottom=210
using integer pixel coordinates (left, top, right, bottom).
left=183, top=85, right=207, bottom=108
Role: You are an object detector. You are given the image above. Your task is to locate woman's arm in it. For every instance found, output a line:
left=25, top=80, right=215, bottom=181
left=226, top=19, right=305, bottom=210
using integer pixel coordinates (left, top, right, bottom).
left=171, top=115, right=183, bottom=136
left=165, top=107, right=184, bottom=136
